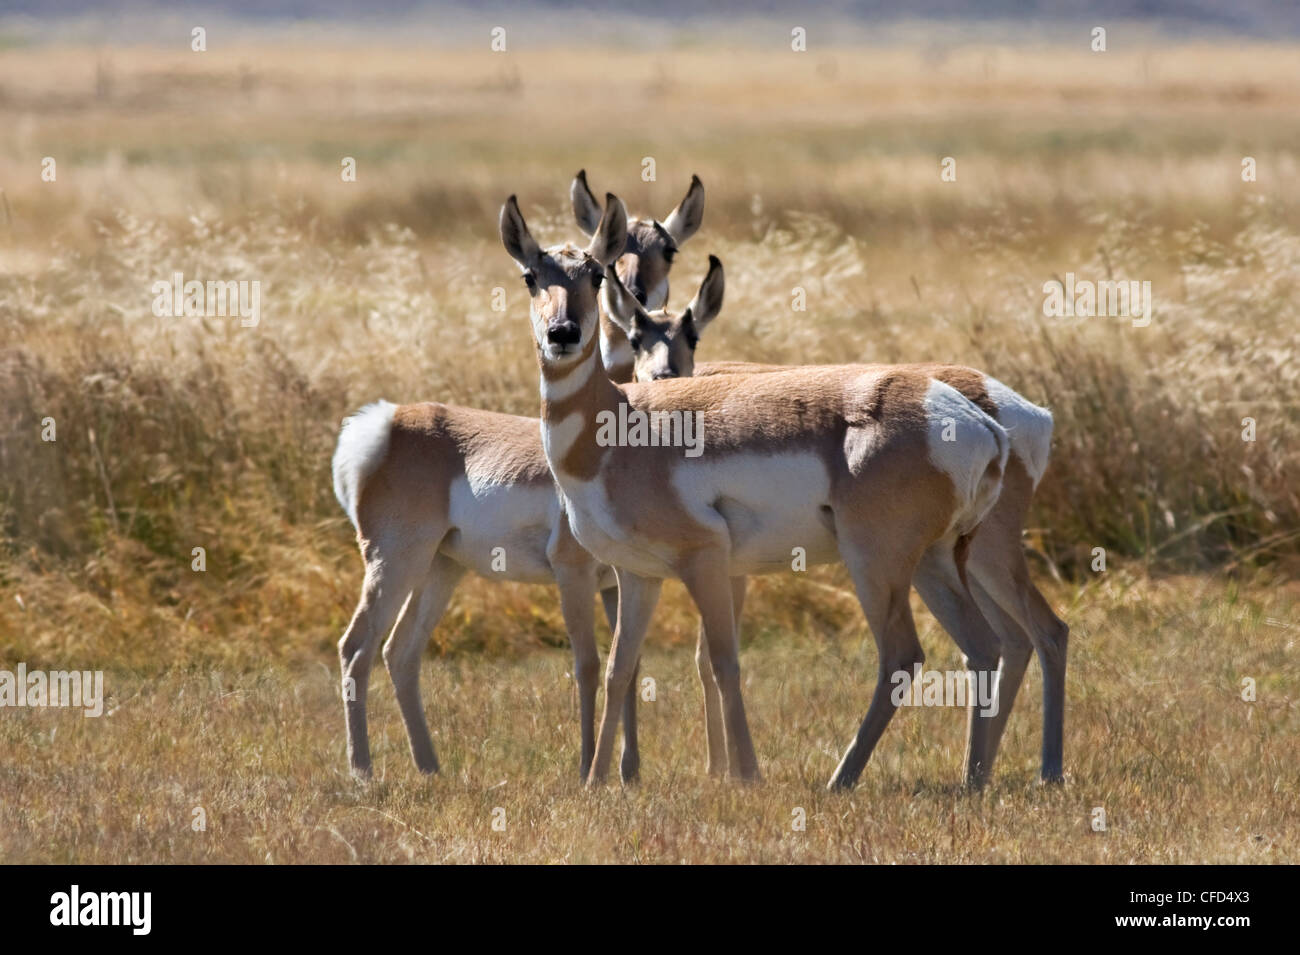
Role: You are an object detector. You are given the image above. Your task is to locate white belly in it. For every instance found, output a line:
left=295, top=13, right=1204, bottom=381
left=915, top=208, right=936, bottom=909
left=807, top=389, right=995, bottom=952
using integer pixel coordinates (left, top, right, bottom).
left=560, top=453, right=840, bottom=579
left=676, top=452, right=840, bottom=574
left=442, top=476, right=559, bottom=583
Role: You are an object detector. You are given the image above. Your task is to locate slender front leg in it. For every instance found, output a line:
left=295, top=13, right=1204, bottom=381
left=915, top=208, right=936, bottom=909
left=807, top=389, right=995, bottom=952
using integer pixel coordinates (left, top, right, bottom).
left=558, top=566, right=602, bottom=780
left=602, top=586, right=641, bottom=784
left=682, top=555, right=760, bottom=782
left=588, top=570, right=661, bottom=786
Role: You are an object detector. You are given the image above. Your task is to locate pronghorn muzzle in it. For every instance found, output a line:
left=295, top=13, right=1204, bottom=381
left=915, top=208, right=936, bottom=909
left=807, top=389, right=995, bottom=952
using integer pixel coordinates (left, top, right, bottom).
left=546, top=320, right=582, bottom=347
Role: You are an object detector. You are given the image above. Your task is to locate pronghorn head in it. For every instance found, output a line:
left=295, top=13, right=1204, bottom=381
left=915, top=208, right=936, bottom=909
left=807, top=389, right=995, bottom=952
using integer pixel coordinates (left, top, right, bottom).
left=500, top=193, right=628, bottom=366
left=571, top=170, right=704, bottom=310
left=602, top=254, right=725, bottom=381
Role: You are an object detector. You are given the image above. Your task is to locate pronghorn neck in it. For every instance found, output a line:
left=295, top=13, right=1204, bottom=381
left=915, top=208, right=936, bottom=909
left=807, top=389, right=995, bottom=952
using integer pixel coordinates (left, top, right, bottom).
left=538, top=328, right=623, bottom=483
left=599, top=311, right=635, bottom=385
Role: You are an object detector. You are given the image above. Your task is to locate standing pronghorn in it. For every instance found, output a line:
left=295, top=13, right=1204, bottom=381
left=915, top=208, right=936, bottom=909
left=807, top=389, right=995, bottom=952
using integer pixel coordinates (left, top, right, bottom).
left=501, top=193, right=1011, bottom=787
left=580, top=169, right=1064, bottom=783
left=603, top=310, right=1068, bottom=785
left=331, top=189, right=714, bottom=781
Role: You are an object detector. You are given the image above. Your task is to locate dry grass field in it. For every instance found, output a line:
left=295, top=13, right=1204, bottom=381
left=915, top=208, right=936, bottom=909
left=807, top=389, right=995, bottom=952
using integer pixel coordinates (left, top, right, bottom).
left=1, top=29, right=1298, bottom=862
left=2, top=572, right=1298, bottom=863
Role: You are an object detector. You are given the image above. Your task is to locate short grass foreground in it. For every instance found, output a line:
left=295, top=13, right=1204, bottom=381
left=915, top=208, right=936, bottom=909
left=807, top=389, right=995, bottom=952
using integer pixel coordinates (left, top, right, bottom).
left=1, top=575, right=1295, bottom=864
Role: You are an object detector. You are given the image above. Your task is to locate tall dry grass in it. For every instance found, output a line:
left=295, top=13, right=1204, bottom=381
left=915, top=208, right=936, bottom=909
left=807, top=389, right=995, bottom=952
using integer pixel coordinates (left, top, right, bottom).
left=2, top=197, right=1296, bottom=669
left=0, top=40, right=1292, bottom=670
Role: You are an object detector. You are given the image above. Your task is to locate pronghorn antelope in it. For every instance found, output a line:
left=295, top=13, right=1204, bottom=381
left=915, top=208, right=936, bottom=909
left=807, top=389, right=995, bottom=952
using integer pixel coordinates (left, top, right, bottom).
left=602, top=315, right=1068, bottom=783
left=502, top=192, right=1011, bottom=787
left=331, top=191, right=720, bottom=781
left=334, top=400, right=611, bottom=779
left=570, top=170, right=705, bottom=382
left=695, top=361, right=1068, bottom=783
left=331, top=197, right=632, bottom=781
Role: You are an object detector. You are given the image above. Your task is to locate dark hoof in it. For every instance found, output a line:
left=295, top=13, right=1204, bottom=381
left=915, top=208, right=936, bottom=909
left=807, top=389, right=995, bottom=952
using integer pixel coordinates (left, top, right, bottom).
left=826, top=774, right=856, bottom=792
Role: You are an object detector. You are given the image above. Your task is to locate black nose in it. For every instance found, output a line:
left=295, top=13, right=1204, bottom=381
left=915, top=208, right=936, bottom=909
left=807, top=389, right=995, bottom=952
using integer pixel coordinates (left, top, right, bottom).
left=546, top=322, right=581, bottom=346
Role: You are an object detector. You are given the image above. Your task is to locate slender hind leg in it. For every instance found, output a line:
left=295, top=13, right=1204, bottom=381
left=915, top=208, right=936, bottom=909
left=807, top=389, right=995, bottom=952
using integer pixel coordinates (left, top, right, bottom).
left=912, top=540, right=1003, bottom=789
left=965, top=456, right=1069, bottom=783
left=339, top=541, right=430, bottom=779
left=967, top=577, right=1035, bottom=773
left=381, top=553, right=466, bottom=774
left=969, top=551, right=1068, bottom=783
left=827, top=535, right=925, bottom=792
left=696, top=576, right=747, bottom=776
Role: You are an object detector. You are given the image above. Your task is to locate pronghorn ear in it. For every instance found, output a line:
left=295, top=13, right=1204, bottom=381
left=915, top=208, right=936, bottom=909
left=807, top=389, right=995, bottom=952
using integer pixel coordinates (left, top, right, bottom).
left=602, top=264, right=648, bottom=336
left=662, top=174, right=704, bottom=245
left=684, top=255, right=725, bottom=332
left=588, top=193, right=628, bottom=266
left=500, top=195, right=541, bottom=269
left=570, top=169, right=602, bottom=237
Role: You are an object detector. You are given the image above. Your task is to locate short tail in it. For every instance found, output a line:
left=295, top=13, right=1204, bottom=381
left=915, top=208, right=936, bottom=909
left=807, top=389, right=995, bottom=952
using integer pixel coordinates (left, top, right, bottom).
left=971, top=412, right=1009, bottom=526
left=332, top=400, right=397, bottom=530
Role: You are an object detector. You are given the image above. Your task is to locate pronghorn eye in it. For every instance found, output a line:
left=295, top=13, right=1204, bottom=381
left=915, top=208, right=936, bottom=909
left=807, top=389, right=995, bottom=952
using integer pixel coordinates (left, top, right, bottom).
left=522, top=271, right=537, bottom=292
left=663, top=247, right=677, bottom=264
left=592, top=272, right=604, bottom=289
left=628, top=333, right=642, bottom=351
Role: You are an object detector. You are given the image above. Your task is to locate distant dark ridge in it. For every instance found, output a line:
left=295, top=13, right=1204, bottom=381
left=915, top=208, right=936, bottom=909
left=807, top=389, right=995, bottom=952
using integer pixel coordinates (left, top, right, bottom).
left=3, top=0, right=1300, bottom=39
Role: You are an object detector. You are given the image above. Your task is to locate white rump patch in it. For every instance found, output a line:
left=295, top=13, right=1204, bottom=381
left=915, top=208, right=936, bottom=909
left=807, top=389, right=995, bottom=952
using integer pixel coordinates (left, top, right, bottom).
left=332, top=400, right=397, bottom=528
left=984, top=377, right=1054, bottom=487
left=923, top=381, right=1009, bottom=532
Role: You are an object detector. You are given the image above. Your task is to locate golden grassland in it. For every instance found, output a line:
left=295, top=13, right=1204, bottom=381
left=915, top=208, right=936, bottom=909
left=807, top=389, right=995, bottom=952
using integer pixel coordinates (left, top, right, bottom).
left=0, top=38, right=1298, bottom=862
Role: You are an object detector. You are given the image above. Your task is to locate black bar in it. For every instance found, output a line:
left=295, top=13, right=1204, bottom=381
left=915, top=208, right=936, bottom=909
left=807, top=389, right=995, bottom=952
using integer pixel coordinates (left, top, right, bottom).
left=3, top=864, right=1286, bottom=942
